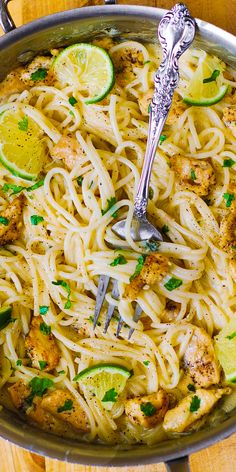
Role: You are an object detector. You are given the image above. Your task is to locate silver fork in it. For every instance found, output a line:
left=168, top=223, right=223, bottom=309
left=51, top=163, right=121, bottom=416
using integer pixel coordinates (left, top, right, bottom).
left=93, top=3, right=196, bottom=337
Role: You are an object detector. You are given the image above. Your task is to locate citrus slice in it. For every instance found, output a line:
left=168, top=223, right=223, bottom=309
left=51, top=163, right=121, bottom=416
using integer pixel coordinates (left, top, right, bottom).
left=183, top=54, right=228, bottom=106
left=0, top=305, right=12, bottom=331
left=53, top=43, right=115, bottom=104
left=74, top=363, right=131, bottom=410
left=0, top=108, right=46, bottom=180
left=214, top=318, right=236, bottom=383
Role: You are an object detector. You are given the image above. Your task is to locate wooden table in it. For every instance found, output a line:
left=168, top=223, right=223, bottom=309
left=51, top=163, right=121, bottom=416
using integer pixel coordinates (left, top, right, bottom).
left=0, top=1, right=236, bottom=471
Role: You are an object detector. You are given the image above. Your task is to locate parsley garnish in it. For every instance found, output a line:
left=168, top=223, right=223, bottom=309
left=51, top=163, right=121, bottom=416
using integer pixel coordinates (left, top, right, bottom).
left=223, top=159, right=235, bottom=168
left=110, top=254, right=127, bottom=266
left=203, top=69, right=220, bottom=83
left=39, top=360, right=48, bottom=370
left=190, top=395, right=201, bottom=412
left=27, top=178, right=45, bottom=192
left=148, top=188, right=154, bottom=200
left=31, top=68, right=48, bottom=81
left=77, top=176, right=84, bottom=186
left=143, top=60, right=151, bottom=65
left=0, top=216, right=9, bottom=226
left=30, top=215, right=44, bottom=226
left=52, top=280, right=71, bottom=310
left=148, top=103, right=151, bottom=114
left=140, top=402, right=157, bottom=416
left=18, top=116, right=28, bottom=132
left=161, top=224, right=169, bottom=234
left=164, top=277, right=183, bottom=291
left=145, top=240, right=160, bottom=252
left=28, top=377, right=54, bottom=400
left=68, top=96, right=77, bottom=106
left=58, top=370, right=65, bottom=375
left=69, top=110, right=75, bottom=118
left=2, top=179, right=45, bottom=197
left=16, top=359, right=22, bottom=366
left=57, top=399, right=73, bottom=413
left=102, top=388, right=118, bottom=403
left=159, top=134, right=167, bottom=145
left=226, top=331, right=236, bottom=340
left=143, top=360, right=150, bottom=366
left=130, top=255, right=146, bottom=282
left=223, top=193, right=235, bottom=207
left=187, top=384, right=196, bottom=392
left=88, top=315, right=101, bottom=326
left=39, top=305, right=49, bottom=315
left=101, top=197, right=118, bottom=218
left=39, top=322, right=51, bottom=336
left=190, top=169, right=196, bottom=181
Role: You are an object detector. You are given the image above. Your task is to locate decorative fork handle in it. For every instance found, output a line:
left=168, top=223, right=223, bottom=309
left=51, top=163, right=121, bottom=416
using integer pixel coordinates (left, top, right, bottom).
left=134, top=3, right=196, bottom=219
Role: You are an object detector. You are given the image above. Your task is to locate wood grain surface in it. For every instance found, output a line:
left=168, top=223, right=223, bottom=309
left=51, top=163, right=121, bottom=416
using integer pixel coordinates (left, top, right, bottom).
left=0, top=0, right=236, bottom=471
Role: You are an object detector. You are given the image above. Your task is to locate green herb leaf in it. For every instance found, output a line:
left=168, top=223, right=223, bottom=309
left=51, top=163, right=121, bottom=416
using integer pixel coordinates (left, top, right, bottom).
left=130, top=255, right=146, bottom=282
left=69, top=110, right=75, bottom=118
left=52, top=280, right=71, bottom=310
left=145, top=240, right=160, bottom=252
left=0, top=216, right=9, bottom=226
left=88, top=315, right=101, bottom=326
left=143, top=60, right=151, bottom=65
left=68, top=96, right=77, bottom=106
left=190, top=169, right=196, bottom=181
left=39, top=306, right=49, bottom=315
left=101, top=197, right=118, bottom=218
left=187, top=383, right=196, bottom=392
left=64, top=300, right=71, bottom=309
left=164, top=277, right=183, bottom=291
left=16, top=359, right=22, bottom=366
left=226, top=331, right=236, bottom=340
left=102, top=388, right=118, bottom=403
left=140, top=402, right=157, bottom=416
left=28, top=377, right=54, bottom=398
left=58, top=370, right=65, bottom=375
left=31, top=68, right=48, bottom=81
left=148, top=187, right=154, bottom=200
left=223, top=159, right=235, bottom=168
left=203, top=69, right=220, bottom=84
left=18, top=116, right=28, bottom=132
left=143, top=360, right=150, bottom=366
left=223, top=193, right=235, bottom=207
left=57, top=399, right=73, bottom=413
left=27, top=178, right=45, bottom=192
left=148, top=103, right=151, bottom=114
left=189, top=395, right=201, bottom=412
left=0, top=306, right=12, bottom=330
left=159, top=134, right=167, bottom=145
left=39, top=360, right=48, bottom=370
left=110, top=254, right=127, bottom=266
left=161, top=224, right=169, bottom=234
left=2, top=183, right=25, bottom=195
left=77, top=176, right=84, bottom=186
left=39, top=322, right=51, bottom=336
left=30, top=215, right=44, bottom=226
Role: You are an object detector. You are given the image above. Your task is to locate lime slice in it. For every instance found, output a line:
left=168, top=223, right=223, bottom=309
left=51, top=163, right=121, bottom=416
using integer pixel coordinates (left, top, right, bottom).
left=183, top=54, right=228, bottom=106
left=0, top=305, right=12, bottom=331
left=215, top=318, right=236, bottom=383
left=0, top=109, right=46, bottom=180
left=53, top=43, right=115, bottom=104
left=74, top=363, right=131, bottom=410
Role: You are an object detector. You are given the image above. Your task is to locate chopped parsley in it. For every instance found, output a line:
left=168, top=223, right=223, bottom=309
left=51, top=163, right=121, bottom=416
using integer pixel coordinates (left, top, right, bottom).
left=203, top=69, right=220, bottom=83
left=28, top=377, right=54, bottom=400
left=143, top=360, right=150, bottom=366
left=187, top=383, right=196, bottom=392
left=130, top=255, right=146, bottom=282
left=39, top=322, right=51, bottom=336
left=52, top=280, right=71, bottom=310
left=31, top=68, right=48, bottom=81
left=140, top=402, right=157, bottom=416
left=159, top=134, right=167, bottom=145
left=223, top=159, right=235, bottom=168
left=16, top=359, right=22, bottom=366
left=102, top=388, right=118, bottom=403
left=18, top=116, right=28, bottom=132
left=145, top=240, right=160, bottom=252
left=68, top=96, right=77, bottom=106
left=88, top=315, right=101, bottom=326
left=77, top=176, right=84, bottom=186
left=143, top=60, right=151, bottom=65
left=223, top=193, right=235, bottom=207
left=30, top=215, right=44, bottom=226
left=161, top=224, right=169, bottom=234
left=27, top=178, right=45, bottom=192
left=110, top=254, right=127, bottom=266
left=39, top=305, right=49, bottom=315
left=148, top=103, right=151, bottom=114
left=58, top=370, right=65, bottom=375
left=57, top=399, right=73, bottom=413
left=226, top=331, right=236, bottom=340
left=189, top=395, right=201, bottom=412
left=0, top=216, right=9, bottom=226
left=39, top=360, right=48, bottom=370
left=101, top=197, right=118, bottom=218
left=69, top=110, right=75, bottom=118
left=2, top=183, right=25, bottom=195
left=164, top=277, right=183, bottom=291
left=190, top=169, right=196, bottom=181
left=148, top=187, right=154, bottom=200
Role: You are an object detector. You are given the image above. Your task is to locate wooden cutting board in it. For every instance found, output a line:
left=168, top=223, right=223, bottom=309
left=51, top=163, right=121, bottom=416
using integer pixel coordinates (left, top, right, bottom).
left=0, top=1, right=236, bottom=471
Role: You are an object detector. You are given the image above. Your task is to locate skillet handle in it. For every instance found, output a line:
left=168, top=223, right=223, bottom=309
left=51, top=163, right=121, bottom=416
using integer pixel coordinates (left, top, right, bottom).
left=0, top=0, right=15, bottom=32
left=165, top=456, right=190, bottom=472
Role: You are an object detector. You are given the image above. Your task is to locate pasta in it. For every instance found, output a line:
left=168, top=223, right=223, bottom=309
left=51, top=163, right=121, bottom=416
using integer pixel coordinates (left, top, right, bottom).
left=0, top=38, right=235, bottom=445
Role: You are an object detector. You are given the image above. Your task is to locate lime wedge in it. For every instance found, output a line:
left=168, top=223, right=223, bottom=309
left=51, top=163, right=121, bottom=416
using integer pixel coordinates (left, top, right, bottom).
left=0, top=305, right=12, bottom=331
left=74, top=363, right=131, bottom=410
left=53, top=43, right=115, bottom=104
left=0, top=109, right=46, bottom=180
left=183, top=54, right=228, bottom=106
left=215, top=318, right=236, bottom=383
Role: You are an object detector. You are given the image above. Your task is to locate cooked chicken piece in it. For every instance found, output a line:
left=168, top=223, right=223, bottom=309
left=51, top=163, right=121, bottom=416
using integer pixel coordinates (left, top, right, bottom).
left=41, top=388, right=89, bottom=432
left=8, top=380, right=31, bottom=410
left=124, top=253, right=170, bottom=300
left=138, top=89, right=153, bottom=116
left=0, top=194, right=24, bottom=246
left=183, top=325, right=220, bottom=388
left=92, top=37, right=115, bottom=50
left=166, top=92, right=187, bottom=125
left=170, top=154, right=216, bottom=197
left=25, top=315, right=60, bottom=372
left=125, top=390, right=169, bottom=428
left=161, top=300, right=181, bottom=323
left=223, top=106, right=236, bottom=137
left=163, top=387, right=230, bottom=433
left=20, top=55, right=54, bottom=86
left=219, top=202, right=236, bottom=255
left=50, top=135, right=85, bottom=171
left=0, top=69, right=27, bottom=103
left=111, top=45, right=144, bottom=87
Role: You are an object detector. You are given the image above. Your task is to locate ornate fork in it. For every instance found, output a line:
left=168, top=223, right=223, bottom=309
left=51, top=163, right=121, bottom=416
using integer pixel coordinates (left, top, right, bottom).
left=93, top=3, right=196, bottom=337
